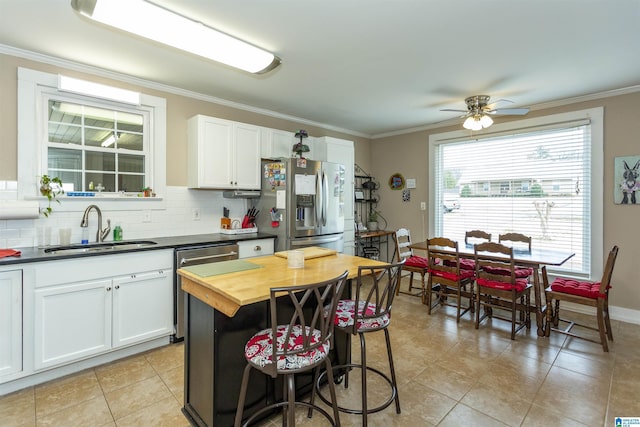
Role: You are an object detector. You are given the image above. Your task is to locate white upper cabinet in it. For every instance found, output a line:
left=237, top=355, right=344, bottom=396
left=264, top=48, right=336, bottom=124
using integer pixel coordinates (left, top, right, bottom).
left=261, top=128, right=295, bottom=159
left=188, top=115, right=261, bottom=189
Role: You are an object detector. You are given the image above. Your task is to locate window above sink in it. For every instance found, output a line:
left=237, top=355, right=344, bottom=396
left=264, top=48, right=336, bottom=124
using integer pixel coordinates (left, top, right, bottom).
left=16, top=67, right=167, bottom=210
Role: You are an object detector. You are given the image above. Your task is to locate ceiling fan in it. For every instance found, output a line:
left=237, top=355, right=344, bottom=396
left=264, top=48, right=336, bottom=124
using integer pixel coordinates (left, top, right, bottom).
left=441, top=95, right=530, bottom=130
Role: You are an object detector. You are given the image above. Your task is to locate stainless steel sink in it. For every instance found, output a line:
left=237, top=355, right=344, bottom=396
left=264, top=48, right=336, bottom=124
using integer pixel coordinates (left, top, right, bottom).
left=44, top=240, right=158, bottom=255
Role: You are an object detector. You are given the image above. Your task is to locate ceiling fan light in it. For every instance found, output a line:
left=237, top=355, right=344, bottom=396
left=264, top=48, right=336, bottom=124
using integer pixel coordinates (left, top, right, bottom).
left=463, top=116, right=483, bottom=131
left=480, top=114, right=493, bottom=128
left=70, top=0, right=281, bottom=74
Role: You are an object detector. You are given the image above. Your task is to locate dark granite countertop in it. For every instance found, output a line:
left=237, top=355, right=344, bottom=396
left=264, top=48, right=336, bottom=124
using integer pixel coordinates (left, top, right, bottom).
left=0, top=232, right=277, bottom=266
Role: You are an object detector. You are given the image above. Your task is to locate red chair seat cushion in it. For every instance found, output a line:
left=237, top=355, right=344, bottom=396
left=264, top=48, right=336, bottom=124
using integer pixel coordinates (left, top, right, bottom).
left=550, top=277, right=607, bottom=299
left=483, top=266, right=533, bottom=278
left=405, top=255, right=428, bottom=269
left=477, top=277, right=529, bottom=292
left=430, top=268, right=475, bottom=282
left=333, top=299, right=390, bottom=332
left=245, top=325, right=329, bottom=370
left=443, top=258, right=476, bottom=270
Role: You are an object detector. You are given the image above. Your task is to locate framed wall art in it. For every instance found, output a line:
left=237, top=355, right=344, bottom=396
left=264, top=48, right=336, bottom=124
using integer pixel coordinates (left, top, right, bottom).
left=388, top=173, right=404, bottom=190
left=614, top=155, right=640, bottom=204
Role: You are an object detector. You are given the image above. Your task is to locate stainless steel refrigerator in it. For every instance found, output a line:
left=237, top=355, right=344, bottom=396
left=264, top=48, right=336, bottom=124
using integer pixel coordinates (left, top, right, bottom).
left=255, top=158, right=345, bottom=252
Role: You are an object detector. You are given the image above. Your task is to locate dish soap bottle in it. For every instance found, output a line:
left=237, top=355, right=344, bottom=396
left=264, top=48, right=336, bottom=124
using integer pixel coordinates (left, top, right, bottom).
left=113, top=224, right=123, bottom=241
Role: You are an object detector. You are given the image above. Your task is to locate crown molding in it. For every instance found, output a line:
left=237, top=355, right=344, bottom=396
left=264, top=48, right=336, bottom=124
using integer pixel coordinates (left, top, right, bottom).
left=0, top=44, right=370, bottom=139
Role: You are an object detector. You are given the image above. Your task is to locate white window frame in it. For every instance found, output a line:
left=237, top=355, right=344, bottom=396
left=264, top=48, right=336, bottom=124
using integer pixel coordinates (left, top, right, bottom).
left=17, top=67, right=166, bottom=210
left=429, top=108, right=604, bottom=279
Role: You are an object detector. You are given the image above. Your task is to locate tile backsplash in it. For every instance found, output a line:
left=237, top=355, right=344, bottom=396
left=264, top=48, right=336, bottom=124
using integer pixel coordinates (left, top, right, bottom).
left=0, top=186, right=250, bottom=248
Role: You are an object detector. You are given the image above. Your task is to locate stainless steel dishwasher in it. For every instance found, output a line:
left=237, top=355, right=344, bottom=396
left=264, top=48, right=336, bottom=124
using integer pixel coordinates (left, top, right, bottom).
left=173, top=243, right=239, bottom=342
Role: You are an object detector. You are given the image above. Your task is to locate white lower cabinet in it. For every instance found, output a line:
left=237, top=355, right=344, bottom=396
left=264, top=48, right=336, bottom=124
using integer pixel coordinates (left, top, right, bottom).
left=33, top=250, right=173, bottom=371
left=112, top=270, right=172, bottom=348
left=0, top=269, right=22, bottom=379
left=34, top=279, right=111, bottom=370
left=238, top=238, right=275, bottom=258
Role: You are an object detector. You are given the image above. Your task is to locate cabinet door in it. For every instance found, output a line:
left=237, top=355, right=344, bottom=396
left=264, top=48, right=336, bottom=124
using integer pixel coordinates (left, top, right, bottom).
left=112, top=270, right=173, bottom=348
left=34, top=279, right=112, bottom=370
left=234, top=123, right=262, bottom=189
left=0, top=270, right=22, bottom=379
left=203, top=118, right=234, bottom=188
left=262, top=129, right=295, bottom=159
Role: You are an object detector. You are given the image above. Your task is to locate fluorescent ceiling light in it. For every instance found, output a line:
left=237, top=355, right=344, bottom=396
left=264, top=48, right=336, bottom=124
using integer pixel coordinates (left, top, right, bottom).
left=58, top=75, right=141, bottom=104
left=101, top=133, right=117, bottom=148
left=70, top=0, right=281, bottom=74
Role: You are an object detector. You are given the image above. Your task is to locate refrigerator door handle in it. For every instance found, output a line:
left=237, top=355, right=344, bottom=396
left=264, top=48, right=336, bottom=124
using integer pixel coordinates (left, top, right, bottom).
left=322, top=171, right=329, bottom=226
left=315, top=170, right=323, bottom=225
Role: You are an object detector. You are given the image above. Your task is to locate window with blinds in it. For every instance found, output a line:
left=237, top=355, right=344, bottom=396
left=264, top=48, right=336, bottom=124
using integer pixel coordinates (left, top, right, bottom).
left=433, top=121, right=594, bottom=277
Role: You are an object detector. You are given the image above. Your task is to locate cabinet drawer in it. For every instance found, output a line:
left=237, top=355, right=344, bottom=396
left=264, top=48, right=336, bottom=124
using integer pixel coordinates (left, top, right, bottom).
left=238, top=239, right=274, bottom=258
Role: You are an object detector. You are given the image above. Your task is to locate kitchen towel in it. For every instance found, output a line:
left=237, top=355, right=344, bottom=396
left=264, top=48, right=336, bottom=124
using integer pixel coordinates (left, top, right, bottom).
left=0, top=249, right=22, bottom=258
left=180, top=260, right=261, bottom=278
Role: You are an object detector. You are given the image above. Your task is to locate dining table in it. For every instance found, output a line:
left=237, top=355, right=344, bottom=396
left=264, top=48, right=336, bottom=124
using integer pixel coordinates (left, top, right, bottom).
left=409, top=240, right=575, bottom=336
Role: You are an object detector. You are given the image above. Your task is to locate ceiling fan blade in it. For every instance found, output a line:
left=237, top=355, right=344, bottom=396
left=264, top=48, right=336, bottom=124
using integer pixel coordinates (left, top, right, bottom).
left=489, top=107, right=530, bottom=116
left=485, top=98, right=513, bottom=109
left=440, top=108, right=468, bottom=113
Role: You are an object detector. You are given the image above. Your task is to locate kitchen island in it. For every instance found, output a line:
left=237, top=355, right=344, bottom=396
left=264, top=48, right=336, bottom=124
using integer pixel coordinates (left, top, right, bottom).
left=178, top=251, right=387, bottom=427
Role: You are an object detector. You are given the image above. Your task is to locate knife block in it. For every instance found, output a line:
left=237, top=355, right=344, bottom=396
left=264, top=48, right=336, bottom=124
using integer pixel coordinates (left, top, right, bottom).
left=220, top=217, right=231, bottom=229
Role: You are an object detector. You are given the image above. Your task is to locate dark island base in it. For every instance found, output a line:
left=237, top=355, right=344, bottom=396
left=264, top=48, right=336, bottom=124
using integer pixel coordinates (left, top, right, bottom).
left=182, top=285, right=351, bottom=427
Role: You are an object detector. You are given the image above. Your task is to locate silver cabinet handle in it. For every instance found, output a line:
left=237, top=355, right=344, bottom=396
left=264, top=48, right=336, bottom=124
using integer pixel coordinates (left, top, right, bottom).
left=254, top=245, right=262, bottom=251
left=180, top=251, right=238, bottom=266
left=106, top=287, right=112, bottom=291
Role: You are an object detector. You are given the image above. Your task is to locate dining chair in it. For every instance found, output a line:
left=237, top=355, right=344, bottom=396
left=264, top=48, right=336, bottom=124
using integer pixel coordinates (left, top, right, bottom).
left=474, top=241, right=532, bottom=340
left=498, top=232, right=532, bottom=252
left=392, top=228, right=428, bottom=302
left=495, top=233, right=534, bottom=278
left=314, top=262, right=404, bottom=427
left=427, top=237, right=475, bottom=321
left=542, top=246, right=619, bottom=352
left=234, top=271, right=348, bottom=427
left=465, top=229, right=492, bottom=246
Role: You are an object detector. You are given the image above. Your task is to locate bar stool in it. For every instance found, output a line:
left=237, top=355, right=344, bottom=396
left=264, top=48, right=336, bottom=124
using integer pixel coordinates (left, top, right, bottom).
left=314, top=261, right=404, bottom=426
left=234, top=271, right=348, bottom=427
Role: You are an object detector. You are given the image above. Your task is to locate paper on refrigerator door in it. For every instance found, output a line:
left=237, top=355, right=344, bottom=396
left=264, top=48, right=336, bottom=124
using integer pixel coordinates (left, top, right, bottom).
left=276, top=190, right=286, bottom=209
left=294, top=174, right=316, bottom=195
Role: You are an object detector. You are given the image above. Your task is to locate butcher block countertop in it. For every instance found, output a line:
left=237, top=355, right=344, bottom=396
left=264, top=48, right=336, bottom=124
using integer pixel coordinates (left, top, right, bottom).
left=177, top=252, right=388, bottom=317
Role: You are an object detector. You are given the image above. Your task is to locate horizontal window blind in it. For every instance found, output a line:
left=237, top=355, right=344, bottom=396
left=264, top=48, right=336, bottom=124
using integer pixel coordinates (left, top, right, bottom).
left=434, top=124, right=591, bottom=276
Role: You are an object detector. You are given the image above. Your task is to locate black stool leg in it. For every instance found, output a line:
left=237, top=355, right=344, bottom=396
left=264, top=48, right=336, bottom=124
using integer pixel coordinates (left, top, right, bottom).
left=384, top=328, right=401, bottom=413
left=286, top=374, right=296, bottom=426
left=234, top=364, right=253, bottom=427
left=359, top=332, right=368, bottom=427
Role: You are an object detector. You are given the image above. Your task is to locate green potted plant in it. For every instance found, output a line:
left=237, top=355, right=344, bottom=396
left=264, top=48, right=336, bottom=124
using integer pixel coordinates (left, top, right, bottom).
left=367, top=209, right=379, bottom=231
left=39, top=175, right=64, bottom=217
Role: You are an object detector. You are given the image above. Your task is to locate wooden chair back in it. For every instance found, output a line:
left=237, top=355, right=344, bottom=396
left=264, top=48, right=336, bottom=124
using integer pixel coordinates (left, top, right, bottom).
left=499, top=232, right=531, bottom=252
left=393, top=228, right=414, bottom=262
left=265, top=270, right=348, bottom=377
left=599, top=246, right=619, bottom=296
left=474, top=241, right=517, bottom=285
left=427, top=237, right=461, bottom=280
left=465, top=230, right=491, bottom=246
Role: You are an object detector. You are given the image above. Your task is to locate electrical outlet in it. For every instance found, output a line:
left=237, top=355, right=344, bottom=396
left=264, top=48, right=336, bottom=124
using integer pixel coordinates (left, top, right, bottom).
left=420, top=202, right=427, bottom=211
left=142, top=210, right=152, bottom=223
left=192, top=208, right=201, bottom=221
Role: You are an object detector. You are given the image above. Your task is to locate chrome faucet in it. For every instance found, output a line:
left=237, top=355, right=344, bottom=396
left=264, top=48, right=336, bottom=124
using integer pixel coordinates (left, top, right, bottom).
left=80, top=204, right=111, bottom=242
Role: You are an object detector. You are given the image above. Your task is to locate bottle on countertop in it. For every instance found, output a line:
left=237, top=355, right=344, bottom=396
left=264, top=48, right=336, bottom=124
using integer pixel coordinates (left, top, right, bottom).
left=113, top=224, right=123, bottom=241
left=81, top=228, right=89, bottom=245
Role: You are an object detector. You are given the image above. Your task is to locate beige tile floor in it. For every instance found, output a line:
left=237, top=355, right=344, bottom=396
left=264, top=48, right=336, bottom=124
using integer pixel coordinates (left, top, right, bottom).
left=2, top=277, right=639, bottom=426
